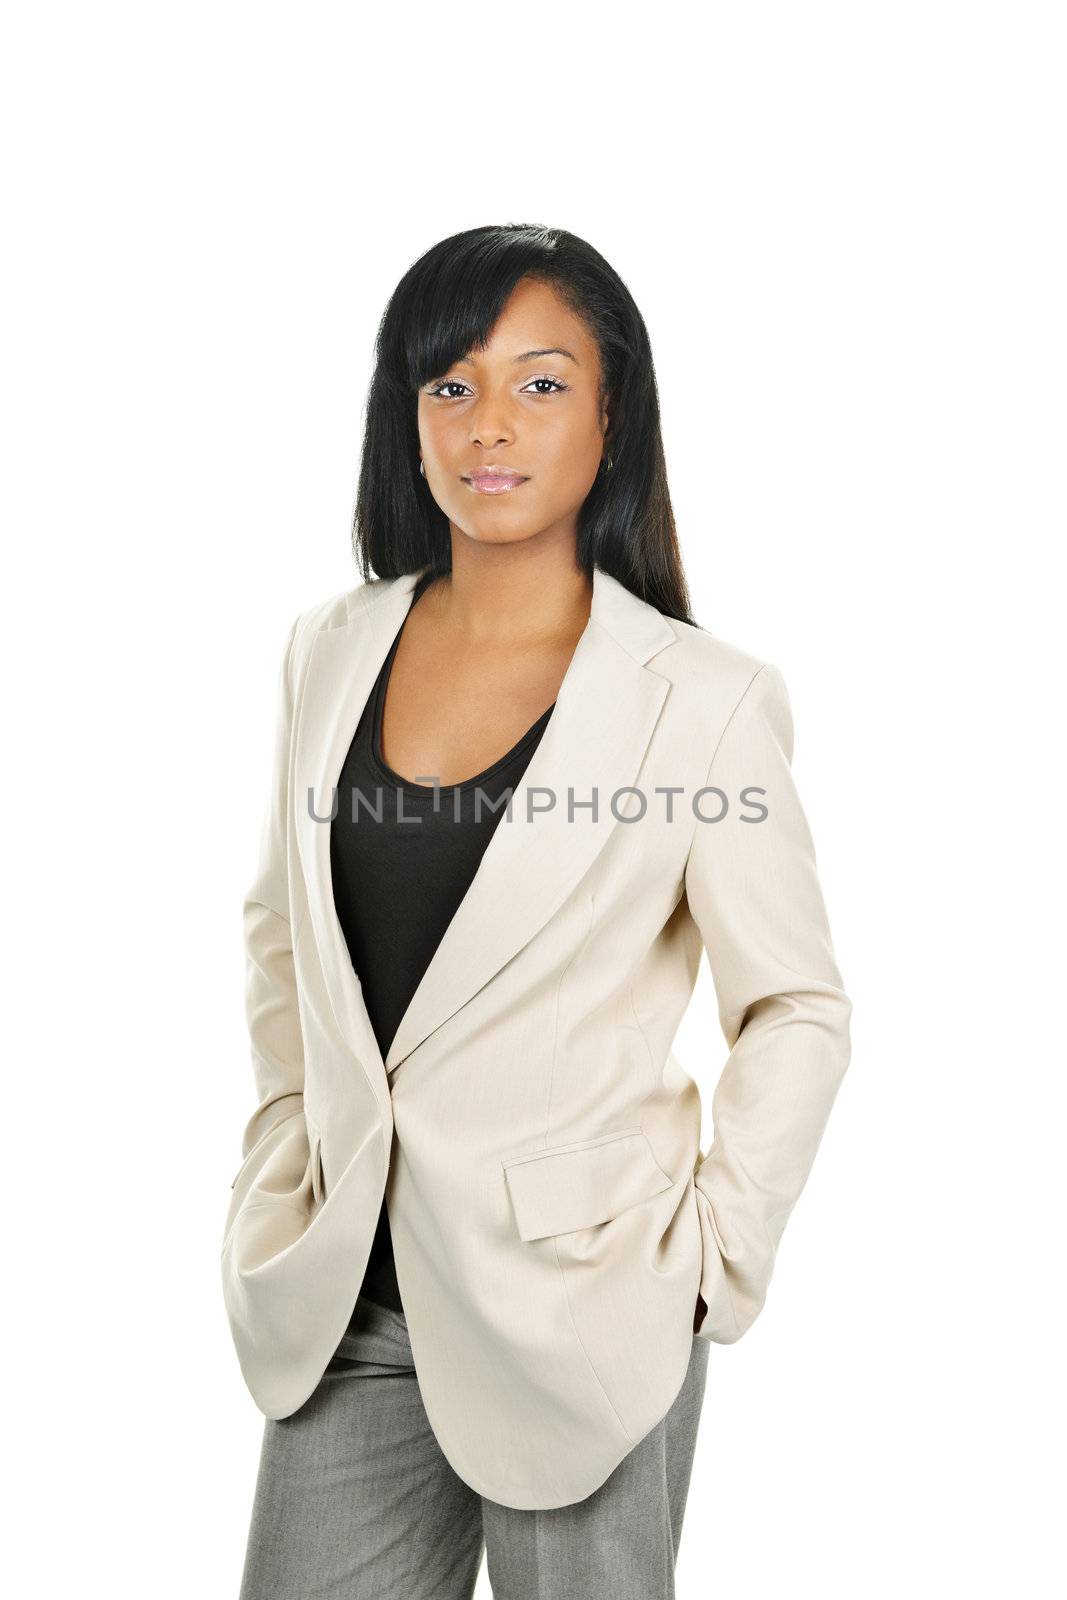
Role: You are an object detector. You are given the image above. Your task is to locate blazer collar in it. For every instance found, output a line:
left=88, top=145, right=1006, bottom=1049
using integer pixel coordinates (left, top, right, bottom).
left=294, top=563, right=679, bottom=1115
left=345, top=560, right=678, bottom=667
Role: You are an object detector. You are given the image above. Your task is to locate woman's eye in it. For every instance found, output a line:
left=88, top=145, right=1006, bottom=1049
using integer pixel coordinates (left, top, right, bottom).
left=521, top=376, right=568, bottom=396
left=427, top=380, right=473, bottom=399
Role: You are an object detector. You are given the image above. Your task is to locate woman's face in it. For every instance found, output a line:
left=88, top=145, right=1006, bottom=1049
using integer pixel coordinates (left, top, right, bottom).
left=416, top=276, right=610, bottom=552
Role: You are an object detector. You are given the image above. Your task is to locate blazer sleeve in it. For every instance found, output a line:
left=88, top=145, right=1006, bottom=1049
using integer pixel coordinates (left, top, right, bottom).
left=683, top=661, right=852, bottom=1342
left=231, top=612, right=307, bottom=1185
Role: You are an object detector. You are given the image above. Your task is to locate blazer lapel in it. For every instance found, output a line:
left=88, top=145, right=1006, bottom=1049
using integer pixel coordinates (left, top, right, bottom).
left=293, top=563, right=679, bottom=1106
left=294, top=571, right=425, bottom=1118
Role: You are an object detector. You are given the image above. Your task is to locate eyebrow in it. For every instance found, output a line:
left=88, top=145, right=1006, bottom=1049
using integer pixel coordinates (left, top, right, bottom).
left=456, top=347, right=579, bottom=367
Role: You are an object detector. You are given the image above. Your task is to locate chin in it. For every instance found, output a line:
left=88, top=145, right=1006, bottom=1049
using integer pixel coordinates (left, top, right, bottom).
left=453, top=521, right=544, bottom=548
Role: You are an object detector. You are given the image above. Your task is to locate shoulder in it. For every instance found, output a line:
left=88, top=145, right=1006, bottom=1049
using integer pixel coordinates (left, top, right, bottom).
left=653, top=612, right=794, bottom=770
left=284, top=572, right=409, bottom=675
left=661, top=612, right=773, bottom=704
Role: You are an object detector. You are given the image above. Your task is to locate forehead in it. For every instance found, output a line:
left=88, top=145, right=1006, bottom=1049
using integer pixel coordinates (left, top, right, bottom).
left=460, top=278, right=598, bottom=368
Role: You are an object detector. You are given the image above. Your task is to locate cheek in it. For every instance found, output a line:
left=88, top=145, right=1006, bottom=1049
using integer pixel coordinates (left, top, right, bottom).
left=418, top=409, right=453, bottom=461
left=541, top=413, right=603, bottom=485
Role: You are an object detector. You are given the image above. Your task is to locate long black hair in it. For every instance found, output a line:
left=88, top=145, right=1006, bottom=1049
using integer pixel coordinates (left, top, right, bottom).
left=352, top=223, right=694, bottom=627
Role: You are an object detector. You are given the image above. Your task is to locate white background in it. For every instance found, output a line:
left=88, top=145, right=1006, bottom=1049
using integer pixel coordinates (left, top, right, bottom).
left=4, top=3, right=1063, bottom=1595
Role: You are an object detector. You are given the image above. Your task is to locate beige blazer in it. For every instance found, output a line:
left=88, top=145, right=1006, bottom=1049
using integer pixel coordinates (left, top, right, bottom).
left=220, top=562, right=851, bottom=1510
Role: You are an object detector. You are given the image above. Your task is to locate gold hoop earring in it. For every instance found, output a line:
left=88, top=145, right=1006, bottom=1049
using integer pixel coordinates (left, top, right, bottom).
left=602, top=454, right=614, bottom=473
left=419, top=459, right=425, bottom=477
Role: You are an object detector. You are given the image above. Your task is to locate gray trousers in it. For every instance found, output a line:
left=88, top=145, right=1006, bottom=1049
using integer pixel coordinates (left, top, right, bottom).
left=238, top=1292, right=710, bottom=1600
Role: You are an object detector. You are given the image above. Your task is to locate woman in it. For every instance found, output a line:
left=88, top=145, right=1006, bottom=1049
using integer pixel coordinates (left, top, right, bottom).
left=224, top=224, right=852, bottom=1599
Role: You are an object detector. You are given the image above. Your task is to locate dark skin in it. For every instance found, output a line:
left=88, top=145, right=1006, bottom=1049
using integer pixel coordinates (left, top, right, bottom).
left=383, top=275, right=710, bottom=1336
left=379, top=276, right=609, bottom=788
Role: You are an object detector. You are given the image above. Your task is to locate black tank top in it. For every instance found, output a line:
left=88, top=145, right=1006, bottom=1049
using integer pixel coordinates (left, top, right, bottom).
left=329, top=573, right=556, bottom=1312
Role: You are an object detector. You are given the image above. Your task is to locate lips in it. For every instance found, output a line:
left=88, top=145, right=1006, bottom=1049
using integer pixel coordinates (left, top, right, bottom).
left=463, top=468, right=529, bottom=495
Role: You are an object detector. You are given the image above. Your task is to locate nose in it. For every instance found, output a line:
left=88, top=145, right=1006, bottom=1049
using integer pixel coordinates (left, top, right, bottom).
left=468, top=397, right=515, bottom=450
left=469, top=425, right=513, bottom=449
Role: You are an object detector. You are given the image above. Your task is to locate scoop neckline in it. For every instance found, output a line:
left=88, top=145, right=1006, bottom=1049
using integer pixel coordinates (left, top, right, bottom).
left=369, top=627, right=556, bottom=799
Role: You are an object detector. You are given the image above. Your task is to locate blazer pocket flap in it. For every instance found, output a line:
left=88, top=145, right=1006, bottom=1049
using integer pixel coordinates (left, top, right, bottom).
left=502, top=1128, right=675, bottom=1243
